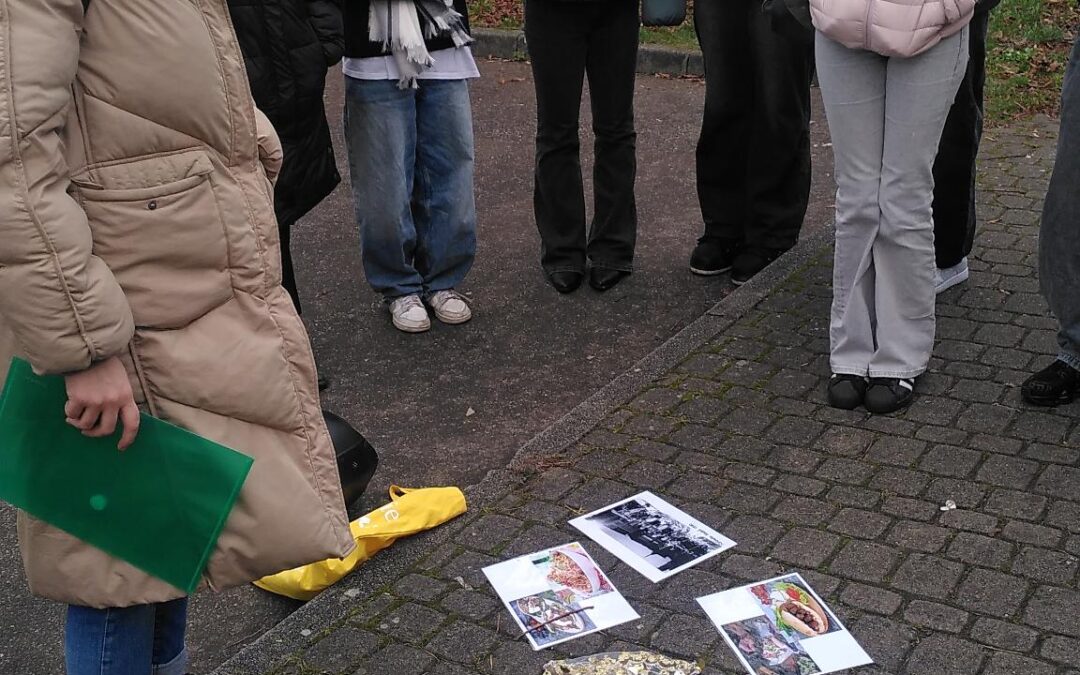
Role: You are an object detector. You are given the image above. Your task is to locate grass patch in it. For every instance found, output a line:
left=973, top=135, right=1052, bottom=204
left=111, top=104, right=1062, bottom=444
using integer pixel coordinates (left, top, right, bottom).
left=985, top=0, right=1078, bottom=122
left=471, top=1, right=1078, bottom=123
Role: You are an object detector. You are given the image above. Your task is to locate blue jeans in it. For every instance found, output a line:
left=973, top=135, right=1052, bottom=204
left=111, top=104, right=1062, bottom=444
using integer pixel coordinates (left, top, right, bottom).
left=65, top=598, right=188, bottom=675
left=344, top=76, right=477, bottom=299
left=1040, top=33, right=1080, bottom=370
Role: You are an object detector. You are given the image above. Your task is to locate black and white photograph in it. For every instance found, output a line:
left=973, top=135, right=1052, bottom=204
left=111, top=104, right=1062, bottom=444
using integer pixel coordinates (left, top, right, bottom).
left=570, top=492, right=736, bottom=582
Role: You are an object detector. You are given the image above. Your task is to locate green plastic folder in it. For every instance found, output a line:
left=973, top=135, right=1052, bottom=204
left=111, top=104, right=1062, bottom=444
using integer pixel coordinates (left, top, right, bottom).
left=0, top=358, right=253, bottom=593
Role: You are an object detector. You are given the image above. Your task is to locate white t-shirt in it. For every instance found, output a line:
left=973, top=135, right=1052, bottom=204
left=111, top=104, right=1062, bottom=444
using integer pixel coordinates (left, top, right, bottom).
left=343, top=47, right=480, bottom=81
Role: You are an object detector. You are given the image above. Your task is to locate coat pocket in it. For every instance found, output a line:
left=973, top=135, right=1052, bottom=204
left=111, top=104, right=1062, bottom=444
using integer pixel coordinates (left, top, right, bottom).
left=72, top=150, right=233, bottom=330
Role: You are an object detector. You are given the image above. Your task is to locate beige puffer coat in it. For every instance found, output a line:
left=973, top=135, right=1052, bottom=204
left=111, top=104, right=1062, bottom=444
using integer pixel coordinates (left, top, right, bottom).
left=0, top=0, right=353, bottom=608
left=810, top=0, right=975, bottom=57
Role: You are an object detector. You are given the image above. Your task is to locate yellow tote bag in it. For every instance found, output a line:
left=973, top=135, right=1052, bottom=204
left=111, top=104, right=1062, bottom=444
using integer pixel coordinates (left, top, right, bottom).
left=255, top=486, right=467, bottom=600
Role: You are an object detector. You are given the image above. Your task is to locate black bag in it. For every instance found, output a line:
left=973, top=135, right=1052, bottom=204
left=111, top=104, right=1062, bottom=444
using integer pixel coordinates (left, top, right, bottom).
left=762, top=0, right=814, bottom=45
left=323, top=410, right=378, bottom=507
left=642, top=0, right=687, bottom=27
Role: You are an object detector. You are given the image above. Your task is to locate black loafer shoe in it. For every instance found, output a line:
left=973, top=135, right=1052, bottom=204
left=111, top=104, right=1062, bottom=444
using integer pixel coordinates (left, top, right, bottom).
left=1022, top=360, right=1080, bottom=406
left=548, top=270, right=584, bottom=294
left=690, top=236, right=742, bottom=276
left=864, top=377, right=915, bottom=414
left=827, top=374, right=867, bottom=410
left=731, top=246, right=785, bottom=285
left=589, top=268, right=630, bottom=292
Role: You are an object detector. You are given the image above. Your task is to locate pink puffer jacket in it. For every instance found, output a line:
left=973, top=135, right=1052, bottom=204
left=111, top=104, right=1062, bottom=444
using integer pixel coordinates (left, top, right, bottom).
left=810, top=0, right=976, bottom=57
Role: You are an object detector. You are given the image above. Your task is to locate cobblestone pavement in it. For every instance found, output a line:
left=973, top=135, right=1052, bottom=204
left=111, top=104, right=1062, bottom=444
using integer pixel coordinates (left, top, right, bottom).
left=232, top=116, right=1080, bottom=675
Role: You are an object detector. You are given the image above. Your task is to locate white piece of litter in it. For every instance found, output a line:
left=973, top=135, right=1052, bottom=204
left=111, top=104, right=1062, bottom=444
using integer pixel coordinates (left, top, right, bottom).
left=940, top=500, right=957, bottom=511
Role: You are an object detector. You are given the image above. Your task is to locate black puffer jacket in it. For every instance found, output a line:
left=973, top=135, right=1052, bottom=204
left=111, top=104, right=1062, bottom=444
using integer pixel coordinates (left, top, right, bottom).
left=228, top=0, right=344, bottom=228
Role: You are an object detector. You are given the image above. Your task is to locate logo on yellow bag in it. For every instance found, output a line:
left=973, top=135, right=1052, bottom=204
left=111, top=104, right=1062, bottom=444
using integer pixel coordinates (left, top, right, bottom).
left=254, top=486, right=467, bottom=601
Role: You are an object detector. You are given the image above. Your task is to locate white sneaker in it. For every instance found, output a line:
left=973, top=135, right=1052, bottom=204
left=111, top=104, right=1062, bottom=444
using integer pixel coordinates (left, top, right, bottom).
left=935, top=257, right=969, bottom=295
left=389, top=294, right=430, bottom=333
left=427, top=289, right=472, bottom=325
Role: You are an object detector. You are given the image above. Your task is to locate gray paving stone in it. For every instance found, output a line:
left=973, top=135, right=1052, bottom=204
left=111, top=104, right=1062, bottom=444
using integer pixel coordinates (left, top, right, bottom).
left=955, top=568, right=1029, bottom=618
left=302, top=627, right=380, bottom=674
left=919, top=445, right=982, bottom=478
left=441, top=590, right=500, bottom=622
left=722, top=515, right=787, bottom=554
left=851, top=616, right=916, bottom=672
left=1047, top=500, right=1080, bottom=533
left=881, top=496, right=940, bottom=521
left=983, top=653, right=1057, bottom=675
left=1012, top=546, right=1079, bottom=584
left=970, top=617, right=1038, bottom=653
left=427, top=621, right=500, bottom=665
left=957, top=403, right=1016, bottom=434
left=904, top=635, right=987, bottom=675
left=649, top=613, right=718, bottom=660
left=865, top=437, right=927, bottom=467
left=393, top=575, right=450, bottom=603
left=375, top=603, right=447, bottom=645
left=356, top=644, right=436, bottom=674
left=827, top=508, right=893, bottom=539
left=886, top=520, right=953, bottom=553
left=903, top=600, right=970, bottom=633
left=868, top=466, right=931, bottom=497
left=1001, top=520, right=1063, bottom=548
left=771, top=527, right=842, bottom=567
left=1025, top=442, right=1080, bottom=465
left=829, top=485, right=884, bottom=509
left=772, top=495, right=838, bottom=527
left=573, top=448, right=634, bottom=475
left=946, top=532, right=1015, bottom=569
left=1041, top=636, right=1080, bottom=666
left=985, top=489, right=1048, bottom=520
left=1032, top=466, right=1080, bottom=496
left=813, top=426, right=878, bottom=457
left=1026, top=586, right=1080, bottom=637
left=892, top=554, right=966, bottom=599
left=619, top=460, right=683, bottom=489
left=723, top=462, right=776, bottom=486
left=839, top=582, right=902, bottom=616
left=816, top=458, right=875, bottom=485
left=828, top=541, right=901, bottom=582
left=977, top=454, right=1040, bottom=489
left=939, top=508, right=1000, bottom=535
left=626, top=439, right=681, bottom=462
left=774, top=474, right=828, bottom=496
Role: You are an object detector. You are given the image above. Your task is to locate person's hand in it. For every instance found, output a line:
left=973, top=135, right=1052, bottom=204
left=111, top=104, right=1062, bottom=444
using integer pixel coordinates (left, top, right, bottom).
left=64, top=357, right=140, bottom=450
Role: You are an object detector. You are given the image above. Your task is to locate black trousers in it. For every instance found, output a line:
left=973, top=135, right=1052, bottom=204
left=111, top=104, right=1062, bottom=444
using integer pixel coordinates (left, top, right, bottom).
left=695, top=0, right=814, bottom=251
left=525, top=0, right=639, bottom=274
left=932, top=9, right=991, bottom=269
left=279, top=221, right=301, bottom=314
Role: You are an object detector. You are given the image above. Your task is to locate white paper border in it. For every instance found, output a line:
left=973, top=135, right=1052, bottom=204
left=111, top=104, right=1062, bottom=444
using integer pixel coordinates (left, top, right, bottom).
left=698, top=573, right=874, bottom=675
left=569, top=491, right=736, bottom=582
left=482, top=541, right=640, bottom=650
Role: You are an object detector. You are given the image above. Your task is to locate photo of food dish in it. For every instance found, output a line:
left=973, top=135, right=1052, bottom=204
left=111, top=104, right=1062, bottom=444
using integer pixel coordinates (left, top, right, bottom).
left=533, top=543, right=614, bottom=600
left=511, top=590, right=598, bottom=647
left=722, top=617, right=821, bottom=675
left=748, top=576, right=840, bottom=641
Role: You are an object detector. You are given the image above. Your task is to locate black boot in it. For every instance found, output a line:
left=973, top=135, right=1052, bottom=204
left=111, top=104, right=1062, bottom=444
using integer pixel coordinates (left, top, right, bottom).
left=589, top=268, right=630, bottom=292
left=547, top=270, right=584, bottom=294
left=1022, top=360, right=1080, bottom=406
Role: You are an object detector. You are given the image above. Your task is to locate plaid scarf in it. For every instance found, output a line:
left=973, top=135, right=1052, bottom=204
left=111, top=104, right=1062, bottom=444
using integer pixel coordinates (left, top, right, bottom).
left=368, top=0, right=473, bottom=89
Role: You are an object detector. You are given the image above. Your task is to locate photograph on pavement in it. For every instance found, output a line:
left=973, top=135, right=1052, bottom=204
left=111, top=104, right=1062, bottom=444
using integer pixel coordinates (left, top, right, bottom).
left=569, top=491, right=735, bottom=582
left=699, top=573, right=872, bottom=675
left=484, top=542, right=639, bottom=650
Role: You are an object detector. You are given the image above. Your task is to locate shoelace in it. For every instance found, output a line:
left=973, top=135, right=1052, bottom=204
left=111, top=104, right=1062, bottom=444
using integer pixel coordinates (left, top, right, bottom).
left=430, top=290, right=470, bottom=307
left=394, top=295, right=425, bottom=313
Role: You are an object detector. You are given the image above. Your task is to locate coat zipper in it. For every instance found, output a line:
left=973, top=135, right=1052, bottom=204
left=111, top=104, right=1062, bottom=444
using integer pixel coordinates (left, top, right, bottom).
left=863, top=0, right=874, bottom=51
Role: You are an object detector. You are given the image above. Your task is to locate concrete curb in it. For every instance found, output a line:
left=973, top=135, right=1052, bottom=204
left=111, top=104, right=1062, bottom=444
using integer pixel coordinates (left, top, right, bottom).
left=210, top=228, right=834, bottom=675
left=472, top=27, right=704, bottom=77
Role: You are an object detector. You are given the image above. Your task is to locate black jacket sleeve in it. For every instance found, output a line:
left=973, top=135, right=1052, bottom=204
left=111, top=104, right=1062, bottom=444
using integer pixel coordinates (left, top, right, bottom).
left=307, top=0, right=344, bottom=65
